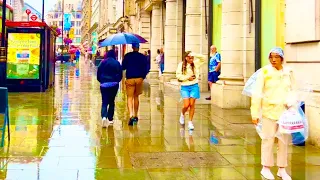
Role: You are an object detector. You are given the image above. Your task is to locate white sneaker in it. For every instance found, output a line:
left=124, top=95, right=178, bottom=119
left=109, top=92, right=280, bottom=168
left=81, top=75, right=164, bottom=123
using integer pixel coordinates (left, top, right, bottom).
left=102, top=117, right=107, bottom=128
left=179, top=113, right=185, bottom=125
left=261, top=167, right=275, bottom=179
left=108, top=120, right=114, bottom=125
left=277, top=168, right=292, bottom=180
left=188, top=121, right=194, bottom=130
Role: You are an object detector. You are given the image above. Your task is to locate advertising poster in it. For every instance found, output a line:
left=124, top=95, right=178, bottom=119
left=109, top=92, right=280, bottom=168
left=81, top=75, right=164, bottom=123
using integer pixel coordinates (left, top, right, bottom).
left=63, top=13, right=71, bottom=31
left=6, top=33, right=41, bottom=79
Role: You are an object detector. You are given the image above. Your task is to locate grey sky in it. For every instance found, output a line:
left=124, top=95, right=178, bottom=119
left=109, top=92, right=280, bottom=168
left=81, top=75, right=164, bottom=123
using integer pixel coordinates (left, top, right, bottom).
left=24, top=0, right=57, bottom=14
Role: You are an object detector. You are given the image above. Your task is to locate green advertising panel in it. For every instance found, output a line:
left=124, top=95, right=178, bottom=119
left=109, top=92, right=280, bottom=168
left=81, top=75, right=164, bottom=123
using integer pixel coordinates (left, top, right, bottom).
left=212, top=0, right=222, bottom=52
left=6, top=33, right=41, bottom=79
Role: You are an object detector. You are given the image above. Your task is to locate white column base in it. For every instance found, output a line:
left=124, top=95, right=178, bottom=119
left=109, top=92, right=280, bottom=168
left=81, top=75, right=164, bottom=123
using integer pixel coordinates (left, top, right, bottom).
left=211, top=83, right=250, bottom=109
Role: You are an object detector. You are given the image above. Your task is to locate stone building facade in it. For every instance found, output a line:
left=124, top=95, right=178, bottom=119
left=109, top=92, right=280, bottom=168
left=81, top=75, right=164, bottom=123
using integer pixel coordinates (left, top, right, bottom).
left=282, top=0, right=320, bottom=147
left=81, top=0, right=92, bottom=43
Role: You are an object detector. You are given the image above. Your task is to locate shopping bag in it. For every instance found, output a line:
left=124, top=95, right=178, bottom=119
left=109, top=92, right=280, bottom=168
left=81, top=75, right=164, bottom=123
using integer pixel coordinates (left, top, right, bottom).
left=278, top=108, right=304, bottom=134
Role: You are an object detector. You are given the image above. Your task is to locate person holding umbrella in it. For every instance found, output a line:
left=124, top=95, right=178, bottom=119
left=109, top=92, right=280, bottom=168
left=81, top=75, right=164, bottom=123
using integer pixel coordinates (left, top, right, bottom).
left=97, top=49, right=123, bottom=127
left=122, top=43, right=149, bottom=126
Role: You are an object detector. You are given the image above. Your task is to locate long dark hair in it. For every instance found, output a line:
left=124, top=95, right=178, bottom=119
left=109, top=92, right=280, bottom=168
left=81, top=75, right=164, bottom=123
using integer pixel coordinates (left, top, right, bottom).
left=182, top=51, right=195, bottom=75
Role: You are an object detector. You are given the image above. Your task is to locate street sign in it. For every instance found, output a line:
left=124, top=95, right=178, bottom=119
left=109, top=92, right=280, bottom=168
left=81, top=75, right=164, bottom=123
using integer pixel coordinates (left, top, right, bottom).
left=30, top=15, right=37, bottom=21
left=26, top=9, right=31, bottom=15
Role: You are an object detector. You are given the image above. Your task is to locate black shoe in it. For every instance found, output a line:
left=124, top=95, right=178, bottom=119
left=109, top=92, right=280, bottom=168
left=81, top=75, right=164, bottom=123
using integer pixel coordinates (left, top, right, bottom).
left=128, top=117, right=135, bottom=126
left=205, top=96, right=211, bottom=100
left=133, top=117, right=139, bottom=122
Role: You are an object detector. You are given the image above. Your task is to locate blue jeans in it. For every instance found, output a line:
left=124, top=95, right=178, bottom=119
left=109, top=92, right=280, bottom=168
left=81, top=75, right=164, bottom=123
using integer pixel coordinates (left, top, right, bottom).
left=160, top=63, right=164, bottom=74
left=100, top=85, right=119, bottom=120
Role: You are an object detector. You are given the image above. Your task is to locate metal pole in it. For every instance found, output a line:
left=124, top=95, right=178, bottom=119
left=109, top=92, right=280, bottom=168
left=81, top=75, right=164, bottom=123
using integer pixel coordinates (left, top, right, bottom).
left=62, top=0, right=64, bottom=48
left=0, top=0, right=7, bottom=86
left=1, top=0, right=7, bottom=47
left=42, top=0, right=45, bottom=22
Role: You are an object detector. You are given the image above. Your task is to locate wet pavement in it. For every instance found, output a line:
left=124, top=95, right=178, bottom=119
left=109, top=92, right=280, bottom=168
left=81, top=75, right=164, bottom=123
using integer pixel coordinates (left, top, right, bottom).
left=0, top=61, right=319, bottom=180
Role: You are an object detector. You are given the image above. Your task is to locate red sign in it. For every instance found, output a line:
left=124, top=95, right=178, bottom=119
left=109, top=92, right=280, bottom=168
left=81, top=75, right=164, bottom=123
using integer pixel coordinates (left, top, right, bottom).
left=26, top=9, right=31, bottom=15
left=30, top=15, right=38, bottom=21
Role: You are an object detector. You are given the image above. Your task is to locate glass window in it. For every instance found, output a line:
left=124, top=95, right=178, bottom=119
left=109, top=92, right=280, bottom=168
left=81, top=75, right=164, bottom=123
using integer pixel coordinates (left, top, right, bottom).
left=71, top=21, right=75, bottom=27
left=5, top=8, right=9, bottom=19
left=59, top=21, right=62, bottom=26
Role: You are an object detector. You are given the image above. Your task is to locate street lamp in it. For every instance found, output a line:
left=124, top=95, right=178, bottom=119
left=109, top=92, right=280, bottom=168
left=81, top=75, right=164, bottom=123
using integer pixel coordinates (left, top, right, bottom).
left=42, top=0, right=45, bottom=22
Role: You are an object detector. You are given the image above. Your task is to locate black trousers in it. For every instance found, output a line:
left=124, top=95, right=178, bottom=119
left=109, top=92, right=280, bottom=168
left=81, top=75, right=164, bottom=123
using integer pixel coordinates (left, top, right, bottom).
left=100, top=85, right=119, bottom=120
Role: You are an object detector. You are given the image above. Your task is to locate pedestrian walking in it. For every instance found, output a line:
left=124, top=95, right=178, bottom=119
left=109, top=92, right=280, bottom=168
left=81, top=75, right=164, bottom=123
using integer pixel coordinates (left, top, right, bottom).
left=251, top=47, right=294, bottom=180
left=176, top=51, right=205, bottom=130
left=97, top=49, right=123, bottom=128
left=122, top=43, right=149, bottom=126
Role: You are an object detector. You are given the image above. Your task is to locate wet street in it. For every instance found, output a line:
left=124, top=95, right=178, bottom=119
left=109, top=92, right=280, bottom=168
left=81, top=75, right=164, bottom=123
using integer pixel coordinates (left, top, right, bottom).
left=0, top=61, right=319, bottom=180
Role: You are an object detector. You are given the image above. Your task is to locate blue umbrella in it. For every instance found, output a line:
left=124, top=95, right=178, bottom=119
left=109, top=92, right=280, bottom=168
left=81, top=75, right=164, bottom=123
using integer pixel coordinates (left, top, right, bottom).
left=99, top=33, right=148, bottom=47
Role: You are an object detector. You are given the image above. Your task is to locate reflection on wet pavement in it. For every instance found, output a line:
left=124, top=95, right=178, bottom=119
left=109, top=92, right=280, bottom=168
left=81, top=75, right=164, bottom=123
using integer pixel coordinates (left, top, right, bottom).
left=0, top=60, right=319, bottom=180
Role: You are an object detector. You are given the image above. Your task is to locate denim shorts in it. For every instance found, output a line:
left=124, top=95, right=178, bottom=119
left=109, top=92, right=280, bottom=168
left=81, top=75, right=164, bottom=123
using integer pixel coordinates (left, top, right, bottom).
left=180, top=83, right=200, bottom=99
left=208, top=71, right=220, bottom=83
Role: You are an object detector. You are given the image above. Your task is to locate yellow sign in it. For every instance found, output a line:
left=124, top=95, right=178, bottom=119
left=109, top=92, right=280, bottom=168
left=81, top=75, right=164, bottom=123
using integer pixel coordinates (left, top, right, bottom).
left=69, top=28, right=74, bottom=39
left=6, top=33, right=41, bottom=79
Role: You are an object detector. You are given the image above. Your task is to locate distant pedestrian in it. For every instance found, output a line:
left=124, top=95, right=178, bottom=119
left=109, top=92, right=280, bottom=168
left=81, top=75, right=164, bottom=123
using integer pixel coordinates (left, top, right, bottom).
left=122, top=43, right=149, bottom=126
left=176, top=51, right=205, bottom=130
left=146, top=49, right=151, bottom=73
left=155, top=49, right=161, bottom=77
left=159, top=48, right=164, bottom=74
left=206, top=45, right=221, bottom=100
left=97, top=49, right=123, bottom=127
left=75, top=49, right=80, bottom=63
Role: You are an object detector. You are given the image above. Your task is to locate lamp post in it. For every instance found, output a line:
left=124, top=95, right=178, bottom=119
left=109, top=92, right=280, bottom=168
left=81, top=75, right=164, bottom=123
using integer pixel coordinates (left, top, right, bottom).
left=62, top=0, right=64, bottom=49
left=42, top=0, right=45, bottom=22
left=0, top=0, right=7, bottom=86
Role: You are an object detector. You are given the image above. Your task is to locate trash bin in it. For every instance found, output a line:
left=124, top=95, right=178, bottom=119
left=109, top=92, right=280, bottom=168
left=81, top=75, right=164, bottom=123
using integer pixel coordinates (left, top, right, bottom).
left=292, top=102, right=305, bottom=146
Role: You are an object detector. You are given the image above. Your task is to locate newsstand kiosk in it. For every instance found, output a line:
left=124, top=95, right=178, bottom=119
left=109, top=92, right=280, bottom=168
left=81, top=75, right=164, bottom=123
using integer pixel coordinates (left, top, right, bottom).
left=4, top=21, right=56, bottom=92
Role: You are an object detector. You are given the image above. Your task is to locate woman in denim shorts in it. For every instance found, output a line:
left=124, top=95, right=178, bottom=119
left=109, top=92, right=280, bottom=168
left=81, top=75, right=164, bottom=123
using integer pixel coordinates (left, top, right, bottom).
left=176, top=51, right=205, bottom=130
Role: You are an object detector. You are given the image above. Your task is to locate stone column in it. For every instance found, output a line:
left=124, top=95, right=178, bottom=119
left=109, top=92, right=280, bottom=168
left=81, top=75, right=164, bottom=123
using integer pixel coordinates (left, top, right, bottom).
left=185, top=0, right=209, bottom=91
left=139, top=10, right=151, bottom=52
left=162, top=0, right=183, bottom=82
left=211, top=0, right=254, bottom=108
left=149, top=3, right=163, bottom=79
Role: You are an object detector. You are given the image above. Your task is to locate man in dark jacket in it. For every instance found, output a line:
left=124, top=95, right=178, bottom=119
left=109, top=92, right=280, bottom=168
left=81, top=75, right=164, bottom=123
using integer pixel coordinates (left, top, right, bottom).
left=122, top=43, right=149, bottom=125
left=97, top=49, right=122, bottom=127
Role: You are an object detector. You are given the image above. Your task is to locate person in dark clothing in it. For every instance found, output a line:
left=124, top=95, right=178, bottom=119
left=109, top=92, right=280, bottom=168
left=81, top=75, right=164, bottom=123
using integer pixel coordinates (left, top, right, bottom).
left=122, top=43, right=149, bottom=125
left=97, top=49, right=123, bottom=127
left=75, top=49, right=80, bottom=63
left=146, top=49, right=151, bottom=73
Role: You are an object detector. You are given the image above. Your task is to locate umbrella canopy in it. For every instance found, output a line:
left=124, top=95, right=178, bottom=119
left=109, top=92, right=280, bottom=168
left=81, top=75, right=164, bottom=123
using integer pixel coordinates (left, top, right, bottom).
left=99, top=32, right=148, bottom=47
